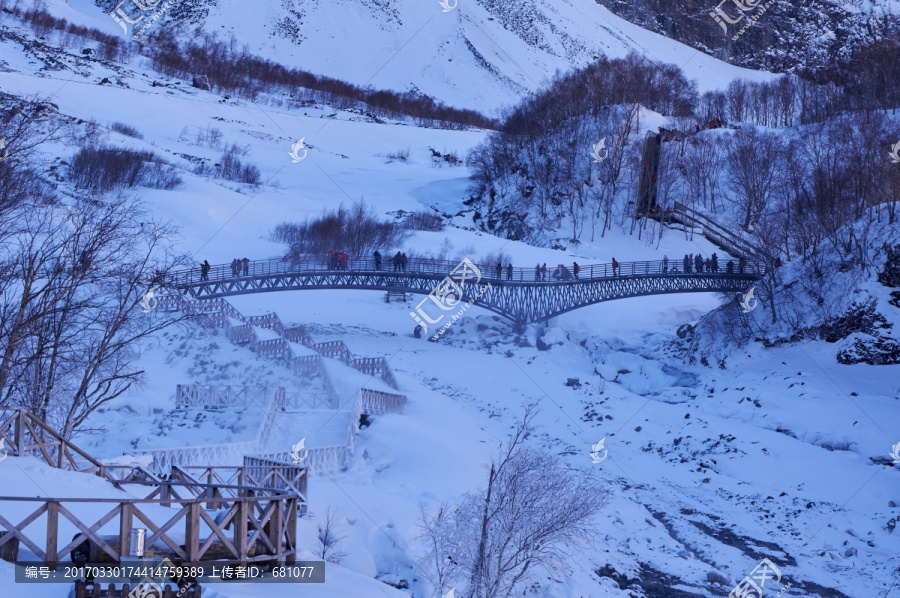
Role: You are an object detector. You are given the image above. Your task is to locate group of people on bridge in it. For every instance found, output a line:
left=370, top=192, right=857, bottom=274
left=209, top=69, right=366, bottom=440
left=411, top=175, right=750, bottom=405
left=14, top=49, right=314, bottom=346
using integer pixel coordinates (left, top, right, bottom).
left=230, top=257, right=250, bottom=276
left=196, top=251, right=752, bottom=283
left=372, top=251, right=409, bottom=271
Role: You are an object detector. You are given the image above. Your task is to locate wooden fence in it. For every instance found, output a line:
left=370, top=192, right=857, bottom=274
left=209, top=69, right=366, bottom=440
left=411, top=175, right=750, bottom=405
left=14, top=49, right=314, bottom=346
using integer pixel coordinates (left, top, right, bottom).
left=0, top=408, right=154, bottom=485
left=312, top=340, right=353, bottom=364
left=0, top=409, right=306, bottom=568
left=162, top=293, right=401, bottom=391
left=0, top=476, right=301, bottom=568
left=175, top=386, right=280, bottom=410
left=144, top=294, right=407, bottom=474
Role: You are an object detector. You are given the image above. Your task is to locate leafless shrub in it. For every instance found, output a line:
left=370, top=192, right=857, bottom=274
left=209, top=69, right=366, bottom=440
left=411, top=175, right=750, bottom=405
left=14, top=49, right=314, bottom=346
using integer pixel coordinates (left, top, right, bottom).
left=403, top=211, right=445, bottom=232
left=109, top=122, right=144, bottom=139
left=381, top=148, right=409, bottom=162
left=478, top=250, right=512, bottom=270
left=69, top=146, right=150, bottom=193
left=316, top=508, right=347, bottom=565
left=142, top=30, right=497, bottom=130
left=68, top=145, right=183, bottom=192
left=196, top=125, right=223, bottom=150
left=272, top=200, right=410, bottom=256
left=140, top=162, right=183, bottom=190
left=214, top=146, right=261, bottom=185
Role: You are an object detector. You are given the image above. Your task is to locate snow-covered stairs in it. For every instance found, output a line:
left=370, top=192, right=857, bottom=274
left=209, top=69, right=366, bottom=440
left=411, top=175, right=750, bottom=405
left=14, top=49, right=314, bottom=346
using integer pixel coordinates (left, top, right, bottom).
left=142, top=294, right=407, bottom=474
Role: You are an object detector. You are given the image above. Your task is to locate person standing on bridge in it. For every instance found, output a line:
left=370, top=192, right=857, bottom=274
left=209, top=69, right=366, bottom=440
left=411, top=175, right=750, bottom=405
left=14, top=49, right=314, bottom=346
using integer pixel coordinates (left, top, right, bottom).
left=611, top=257, right=619, bottom=277
left=495, top=262, right=502, bottom=280
left=200, top=260, right=210, bottom=281
left=535, top=264, right=541, bottom=282
left=374, top=250, right=382, bottom=270
left=393, top=252, right=401, bottom=271
left=711, top=253, right=719, bottom=272
left=506, top=263, right=513, bottom=281
left=541, top=263, right=548, bottom=281
left=684, top=254, right=691, bottom=273
left=230, top=258, right=238, bottom=277
left=738, top=257, right=746, bottom=273
left=573, top=262, right=580, bottom=279
left=726, top=260, right=734, bottom=274
left=242, top=257, right=250, bottom=276
left=695, top=254, right=703, bottom=273
left=662, top=255, right=669, bottom=274
left=401, top=252, right=408, bottom=271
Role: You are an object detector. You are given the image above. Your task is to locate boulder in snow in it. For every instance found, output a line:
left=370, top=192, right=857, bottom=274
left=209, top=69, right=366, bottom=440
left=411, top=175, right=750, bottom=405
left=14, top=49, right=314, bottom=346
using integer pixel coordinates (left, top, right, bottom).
left=706, top=569, right=732, bottom=586
left=192, top=75, right=212, bottom=91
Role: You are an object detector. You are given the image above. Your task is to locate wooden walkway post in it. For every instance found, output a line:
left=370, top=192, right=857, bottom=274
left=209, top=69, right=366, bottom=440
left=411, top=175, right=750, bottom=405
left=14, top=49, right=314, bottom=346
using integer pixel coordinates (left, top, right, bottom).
left=119, top=503, right=133, bottom=558
left=46, top=501, right=59, bottom=569
left=234, top=497, right=248, bottom=565
left=185, top=502, right=200, bottom=564
left=285, top=498, right=298, bottom=566
left=15, top=408, right=26, bottom=456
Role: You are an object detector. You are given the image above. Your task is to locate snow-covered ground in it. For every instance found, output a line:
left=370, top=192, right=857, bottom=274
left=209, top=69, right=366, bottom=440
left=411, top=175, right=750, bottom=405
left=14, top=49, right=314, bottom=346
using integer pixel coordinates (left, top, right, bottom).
left=37, top=0, right=779, bottom=115
left=1, top=6, right=899, bottom=598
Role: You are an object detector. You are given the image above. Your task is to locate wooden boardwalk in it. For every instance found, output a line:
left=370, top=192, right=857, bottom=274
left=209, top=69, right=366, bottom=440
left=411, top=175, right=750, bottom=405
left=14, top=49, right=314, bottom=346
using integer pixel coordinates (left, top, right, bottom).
left=0, top=408, right=305, bottom=570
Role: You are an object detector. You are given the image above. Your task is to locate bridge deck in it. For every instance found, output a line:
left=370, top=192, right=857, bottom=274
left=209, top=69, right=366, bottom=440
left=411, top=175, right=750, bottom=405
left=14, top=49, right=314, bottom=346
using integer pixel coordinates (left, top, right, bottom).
left=165, top=256, right=764, bottom=327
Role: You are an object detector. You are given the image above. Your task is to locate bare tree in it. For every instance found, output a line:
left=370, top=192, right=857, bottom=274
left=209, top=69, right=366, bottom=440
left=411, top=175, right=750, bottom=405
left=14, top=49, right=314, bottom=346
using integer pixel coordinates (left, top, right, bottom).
left=418, top=502, right=462, bottom=598
left=725, top=128, right=783, bottom=230
left=420, top=407, right=606, bottom=598
left=0, top=163, right=188, bottom=435
left=680, top=135, right=724, bottom=213
left=316, top=507, right=348, bottom=565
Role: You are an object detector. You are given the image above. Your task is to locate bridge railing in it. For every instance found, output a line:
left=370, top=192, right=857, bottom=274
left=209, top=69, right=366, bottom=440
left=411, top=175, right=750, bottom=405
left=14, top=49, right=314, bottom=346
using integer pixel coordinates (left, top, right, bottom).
left=670, top=202, right=759, bottom=258
left=166, top=255, right=766, bottom=287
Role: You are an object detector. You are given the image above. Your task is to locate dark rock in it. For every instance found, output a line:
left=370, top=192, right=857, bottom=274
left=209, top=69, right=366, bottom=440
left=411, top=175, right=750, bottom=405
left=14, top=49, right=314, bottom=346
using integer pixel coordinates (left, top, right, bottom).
left=676, top=323, right=694, bottom=339
left=192, top=75, right=212, bottom=91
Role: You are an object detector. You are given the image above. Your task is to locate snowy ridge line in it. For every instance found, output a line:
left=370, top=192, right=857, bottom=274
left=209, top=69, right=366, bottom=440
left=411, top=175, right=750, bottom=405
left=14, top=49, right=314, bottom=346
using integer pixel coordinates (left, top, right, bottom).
left=142, top=294, right=407, bottom=474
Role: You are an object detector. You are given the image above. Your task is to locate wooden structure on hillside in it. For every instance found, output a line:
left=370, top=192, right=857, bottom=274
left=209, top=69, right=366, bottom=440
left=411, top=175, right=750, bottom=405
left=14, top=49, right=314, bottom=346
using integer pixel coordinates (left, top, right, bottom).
left=0, top=408, right=305, bottom=570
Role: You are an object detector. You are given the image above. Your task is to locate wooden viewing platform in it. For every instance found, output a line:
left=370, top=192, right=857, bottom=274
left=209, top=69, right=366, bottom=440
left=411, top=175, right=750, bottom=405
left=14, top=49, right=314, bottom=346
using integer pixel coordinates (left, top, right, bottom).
left=0, top=408, right=306, bottom=570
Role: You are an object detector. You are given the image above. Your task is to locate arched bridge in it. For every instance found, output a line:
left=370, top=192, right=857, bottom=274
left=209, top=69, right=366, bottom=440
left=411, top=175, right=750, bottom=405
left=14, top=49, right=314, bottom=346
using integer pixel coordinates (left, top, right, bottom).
left=166, top=256, right=764, bottom=328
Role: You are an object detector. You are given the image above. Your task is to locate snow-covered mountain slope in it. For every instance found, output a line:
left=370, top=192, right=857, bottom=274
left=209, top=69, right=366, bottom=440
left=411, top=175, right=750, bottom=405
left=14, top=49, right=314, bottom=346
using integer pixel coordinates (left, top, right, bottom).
left=55, top=0, right=780, bottom=114
left=1, top=7, right=899, bottom=598
left=594, top=0, right=900, bottom=75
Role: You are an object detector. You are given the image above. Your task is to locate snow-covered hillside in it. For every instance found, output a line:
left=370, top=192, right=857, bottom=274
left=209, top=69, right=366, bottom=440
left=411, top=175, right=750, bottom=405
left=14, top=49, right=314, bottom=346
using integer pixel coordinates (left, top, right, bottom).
left=1, top=3, right=899, bottom=598
left=51, top=0, right=778, bottom=114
